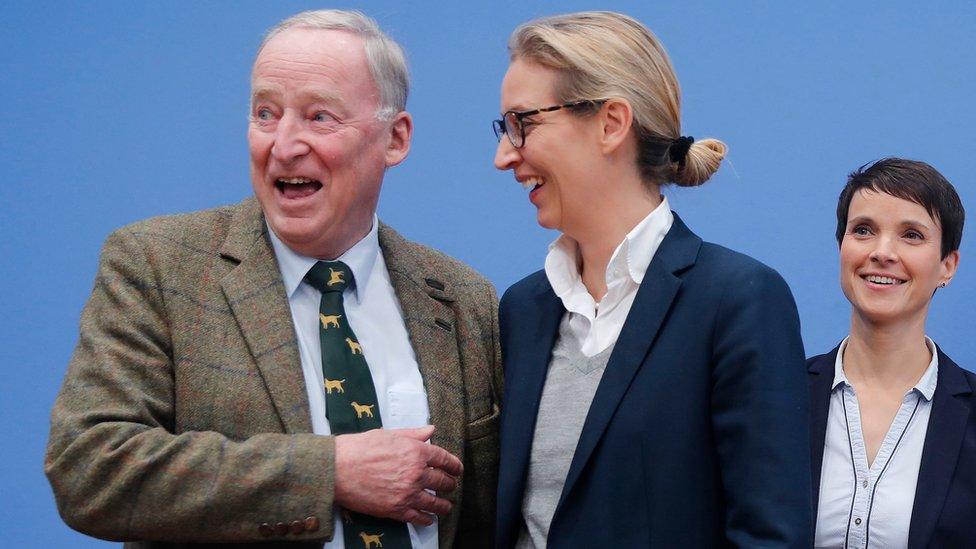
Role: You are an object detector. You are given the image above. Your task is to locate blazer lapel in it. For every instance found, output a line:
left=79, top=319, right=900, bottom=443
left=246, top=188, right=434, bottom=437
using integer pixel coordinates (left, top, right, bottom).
left=556, top=214, right=700, bottom=512
left=908, top=349, right=973, bottom=548
left=808, top=347, right=839, bottom=518
left=378, top=223, right=466, bottom=540
left=218, top=198, right=312, bottom=434
left=498, top=273, right=564, bottom=521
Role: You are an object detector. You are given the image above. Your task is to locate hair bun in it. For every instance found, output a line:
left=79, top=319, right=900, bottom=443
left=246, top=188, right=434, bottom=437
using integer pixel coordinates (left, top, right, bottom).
left=672, top=138, right=728, bottom=187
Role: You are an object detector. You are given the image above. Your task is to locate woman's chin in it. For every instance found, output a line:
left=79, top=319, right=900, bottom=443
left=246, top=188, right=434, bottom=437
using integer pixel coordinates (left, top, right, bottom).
left=853, top=304, right=925, bottom=330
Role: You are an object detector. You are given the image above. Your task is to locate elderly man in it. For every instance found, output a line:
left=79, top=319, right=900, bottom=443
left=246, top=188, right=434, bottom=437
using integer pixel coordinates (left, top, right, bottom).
left=46, top=10, right=500, bottom=548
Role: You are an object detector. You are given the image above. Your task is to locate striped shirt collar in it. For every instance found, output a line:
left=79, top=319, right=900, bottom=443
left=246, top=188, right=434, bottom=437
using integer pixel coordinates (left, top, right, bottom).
left=832, top=336, right=939, bottom=401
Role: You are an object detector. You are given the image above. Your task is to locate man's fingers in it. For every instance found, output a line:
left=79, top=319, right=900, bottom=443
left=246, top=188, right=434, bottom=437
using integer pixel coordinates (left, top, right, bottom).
left=401, top=508, right=435, bottom=526
left=412, top=490, right=452, bottom=516
left=393, top=425, right=436, bottom=442
left=421, top=467, right=458, bottom=493
left=424, top=444, right=463, bottom=477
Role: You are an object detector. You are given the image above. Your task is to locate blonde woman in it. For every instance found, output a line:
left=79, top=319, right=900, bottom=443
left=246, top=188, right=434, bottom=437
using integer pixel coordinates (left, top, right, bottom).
left=492, top=12, right=811, bottom=547
left=810, top=158, right=973, bottom=548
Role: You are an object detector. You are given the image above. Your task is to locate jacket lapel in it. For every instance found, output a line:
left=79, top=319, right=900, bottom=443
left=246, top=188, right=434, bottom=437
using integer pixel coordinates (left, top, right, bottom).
left=218, top=198, right=311, bottom=434
left=556, top=214, right=700, bottom=512
left=808, top=346, right=839, bottom=518
left=378, top=223, right=466, bottom=540
left=498, top=273, right=564, bottom=524
left=908, top=349, right=973, bottom=548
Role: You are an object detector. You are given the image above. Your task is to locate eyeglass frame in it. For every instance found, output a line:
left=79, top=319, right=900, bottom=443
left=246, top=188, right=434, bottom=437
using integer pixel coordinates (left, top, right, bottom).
left=492, top=99, right=607, bottom=149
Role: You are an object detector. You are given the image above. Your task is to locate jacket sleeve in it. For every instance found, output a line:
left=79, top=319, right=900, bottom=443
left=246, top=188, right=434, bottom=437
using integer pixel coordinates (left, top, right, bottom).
left=45, top=228, right=336, bottom=543
left=710, top=264, right=813, bottom=548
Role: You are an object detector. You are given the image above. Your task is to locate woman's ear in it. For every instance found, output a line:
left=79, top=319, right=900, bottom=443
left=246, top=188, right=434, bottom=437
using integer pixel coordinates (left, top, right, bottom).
left=940, top=249, right=960, bottom=285
left=598, top=99, right=634, bottom=154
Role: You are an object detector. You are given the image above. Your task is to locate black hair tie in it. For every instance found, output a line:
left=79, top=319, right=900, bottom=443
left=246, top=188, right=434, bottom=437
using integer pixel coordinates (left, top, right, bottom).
left=669, top=136, right=694, bottom=167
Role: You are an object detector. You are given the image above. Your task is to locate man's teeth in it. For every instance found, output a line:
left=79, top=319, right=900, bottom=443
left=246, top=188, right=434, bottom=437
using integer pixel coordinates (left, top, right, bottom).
left=865, top=275, right=903, bottom=285
left=522, top=177, right=543, bottom=191
left=278, top=177, right=315, bottom=184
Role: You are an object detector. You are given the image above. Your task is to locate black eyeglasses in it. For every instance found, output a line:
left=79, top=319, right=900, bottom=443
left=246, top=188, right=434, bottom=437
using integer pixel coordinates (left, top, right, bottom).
left=492, top=99, right=606, bottom=149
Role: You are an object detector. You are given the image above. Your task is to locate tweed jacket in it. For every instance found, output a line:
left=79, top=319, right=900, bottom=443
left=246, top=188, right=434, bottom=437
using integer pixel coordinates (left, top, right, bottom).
left=46, top=198, right=502, bottom=548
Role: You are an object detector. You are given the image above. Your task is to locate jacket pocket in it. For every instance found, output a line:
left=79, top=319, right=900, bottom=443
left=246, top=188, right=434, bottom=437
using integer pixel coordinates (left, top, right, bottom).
left=466, top=402, right=500, bottom=440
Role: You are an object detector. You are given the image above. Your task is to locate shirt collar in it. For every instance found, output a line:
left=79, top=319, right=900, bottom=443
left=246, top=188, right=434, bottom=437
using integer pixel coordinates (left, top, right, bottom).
left=267, top=216, right=380, bottom=304
left=832, top=335, right=940, bottom=400
left=544, top=196, right=674, bottom=297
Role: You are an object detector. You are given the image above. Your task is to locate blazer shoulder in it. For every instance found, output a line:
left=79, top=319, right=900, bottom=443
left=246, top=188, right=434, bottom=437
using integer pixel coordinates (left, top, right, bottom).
left=936, top=347, right=976, bottom=395
left=109, top=198, right=252, bottom=256
left=806, top=347, right=840, bottom=375
left=694, top=241, right=794, bottom=307
left=377, top=222, right=493, bottom=295
left=697, top=241, right=786, bottom=281
left=500, top=269, right=547, bottom=306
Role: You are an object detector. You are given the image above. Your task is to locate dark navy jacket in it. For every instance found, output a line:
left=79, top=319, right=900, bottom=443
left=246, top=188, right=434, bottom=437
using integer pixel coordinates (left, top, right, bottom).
left=809, top=345, right=976, bottom=548
left=496, top=215, right=813, bottom=548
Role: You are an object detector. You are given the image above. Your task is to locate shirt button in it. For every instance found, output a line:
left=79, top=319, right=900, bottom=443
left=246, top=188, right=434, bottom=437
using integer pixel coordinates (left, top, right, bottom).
left=863, top=479, right=868, bottom=488
left=854, top=518, right=862, bottom=526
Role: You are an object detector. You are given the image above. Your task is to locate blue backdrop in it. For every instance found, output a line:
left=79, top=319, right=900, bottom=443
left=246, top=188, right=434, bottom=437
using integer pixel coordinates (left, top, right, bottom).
left=2, top=1, right=974, bottom=545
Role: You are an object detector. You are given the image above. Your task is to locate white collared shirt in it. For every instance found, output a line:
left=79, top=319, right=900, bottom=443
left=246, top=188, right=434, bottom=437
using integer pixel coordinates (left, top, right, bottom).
left=544, top=197, right=674, bottom=357
left=268, top=217, right=436, bottom=549
left=815, top=337, right=939, bottom=549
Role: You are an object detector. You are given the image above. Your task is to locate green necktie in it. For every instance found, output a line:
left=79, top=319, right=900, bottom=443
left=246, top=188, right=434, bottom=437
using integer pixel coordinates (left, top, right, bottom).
left=304, top=261, right=411, bottom=549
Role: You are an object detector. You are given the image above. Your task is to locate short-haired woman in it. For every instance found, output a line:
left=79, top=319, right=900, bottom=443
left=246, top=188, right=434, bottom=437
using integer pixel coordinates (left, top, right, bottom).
left=810, top=158, right=974, bottom=548
left=492, top=11, right=812, bottom=547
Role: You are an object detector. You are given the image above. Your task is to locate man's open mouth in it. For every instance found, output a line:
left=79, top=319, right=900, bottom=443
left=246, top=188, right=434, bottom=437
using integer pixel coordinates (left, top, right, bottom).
left=276, top=177, right=322, bottom=199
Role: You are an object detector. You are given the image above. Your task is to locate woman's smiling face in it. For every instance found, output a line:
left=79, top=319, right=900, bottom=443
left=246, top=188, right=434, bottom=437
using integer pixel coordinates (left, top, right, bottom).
left=493, top=58, right=605, bottom=234
left=840, top=189, right=958, bottom=327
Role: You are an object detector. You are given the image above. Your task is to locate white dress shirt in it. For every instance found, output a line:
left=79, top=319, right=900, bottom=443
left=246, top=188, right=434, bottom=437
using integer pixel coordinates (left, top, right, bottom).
left=268, top=218, right=437, bottom=549
left=815, top=337, right=938, bottom=549
left=544, top=196, right=674, bottom=357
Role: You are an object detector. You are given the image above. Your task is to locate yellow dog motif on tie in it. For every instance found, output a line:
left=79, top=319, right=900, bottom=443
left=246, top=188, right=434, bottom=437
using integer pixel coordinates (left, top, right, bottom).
left=319, top=314, right=342, bottom=329
left=346, top=337, right=363, bottom=355
left=324, top=379, right=345, bottom=394
left=359, top=531, right=384, bottom=548
left=350, top=401, right=375, bottom=419
left=327, top=268, right=345, bottom=287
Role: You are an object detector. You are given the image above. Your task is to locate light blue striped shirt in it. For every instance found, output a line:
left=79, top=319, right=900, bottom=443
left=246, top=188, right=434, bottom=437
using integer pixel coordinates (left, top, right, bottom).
left=815, top=337, right=938, bottom=549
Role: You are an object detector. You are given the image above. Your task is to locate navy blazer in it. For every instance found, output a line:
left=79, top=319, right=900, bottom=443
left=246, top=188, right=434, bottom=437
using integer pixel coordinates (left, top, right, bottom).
left=809, top=345, right=976, bottom=548
left=496, top=215, right=812, bottom=548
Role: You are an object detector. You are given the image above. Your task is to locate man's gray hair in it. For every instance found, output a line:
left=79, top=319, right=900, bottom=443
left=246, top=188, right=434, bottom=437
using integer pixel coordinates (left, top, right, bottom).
left=260, top=10, right=409, bottom=120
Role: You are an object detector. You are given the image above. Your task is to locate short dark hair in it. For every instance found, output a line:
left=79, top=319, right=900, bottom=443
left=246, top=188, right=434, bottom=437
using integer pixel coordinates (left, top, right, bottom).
left=836, top=158, right=965, bottom=258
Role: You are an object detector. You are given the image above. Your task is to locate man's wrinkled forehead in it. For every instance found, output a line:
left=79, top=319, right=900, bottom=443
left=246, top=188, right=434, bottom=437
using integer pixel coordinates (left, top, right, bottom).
left=250, top=84, right=341, bottom=107
left=249, top=28, right=371, bottom=100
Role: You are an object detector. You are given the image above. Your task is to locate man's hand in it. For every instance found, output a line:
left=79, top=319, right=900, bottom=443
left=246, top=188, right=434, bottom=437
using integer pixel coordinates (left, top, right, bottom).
left=334, top=425, right=463, bottom=526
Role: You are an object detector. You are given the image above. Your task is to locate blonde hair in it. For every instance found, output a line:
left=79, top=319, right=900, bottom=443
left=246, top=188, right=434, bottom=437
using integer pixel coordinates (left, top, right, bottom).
left=508, top=11, right=726, bottom=187
left=260, top=10, right=408, bottom=120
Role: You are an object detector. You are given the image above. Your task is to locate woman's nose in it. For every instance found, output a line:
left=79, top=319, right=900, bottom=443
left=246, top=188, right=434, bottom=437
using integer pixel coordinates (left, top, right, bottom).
left=494, top=136, right=521, bottom=171
left=869, top=236, right=899, bottom=264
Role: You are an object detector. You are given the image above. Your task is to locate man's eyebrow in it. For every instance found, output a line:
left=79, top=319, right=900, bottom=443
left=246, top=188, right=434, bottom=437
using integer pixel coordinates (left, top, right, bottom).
left=249, top=87, right=342, bottom=106
left=301, top=89, right=342, bottom=104
left=250, top=85, right=282, bottom=105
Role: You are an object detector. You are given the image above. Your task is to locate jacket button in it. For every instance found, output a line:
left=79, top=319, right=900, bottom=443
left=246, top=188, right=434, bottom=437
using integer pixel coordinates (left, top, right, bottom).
left=274, top=522, right=289, bottom=536
left=305, top=516, right=320, bottom=532
left=258, top=523, right=274, bottom=537
left=291, top=520, right=305, bottom=535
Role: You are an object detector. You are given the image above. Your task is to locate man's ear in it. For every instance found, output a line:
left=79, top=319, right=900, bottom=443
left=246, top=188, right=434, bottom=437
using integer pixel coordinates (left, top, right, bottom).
left=385, top=111, right=412, bottom=167
left=598, top=99, right=634, bottom=155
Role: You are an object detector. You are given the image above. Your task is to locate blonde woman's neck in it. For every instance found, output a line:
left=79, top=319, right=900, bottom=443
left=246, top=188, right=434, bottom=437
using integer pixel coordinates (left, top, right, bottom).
left=572, top=177, right=661, bottom=301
